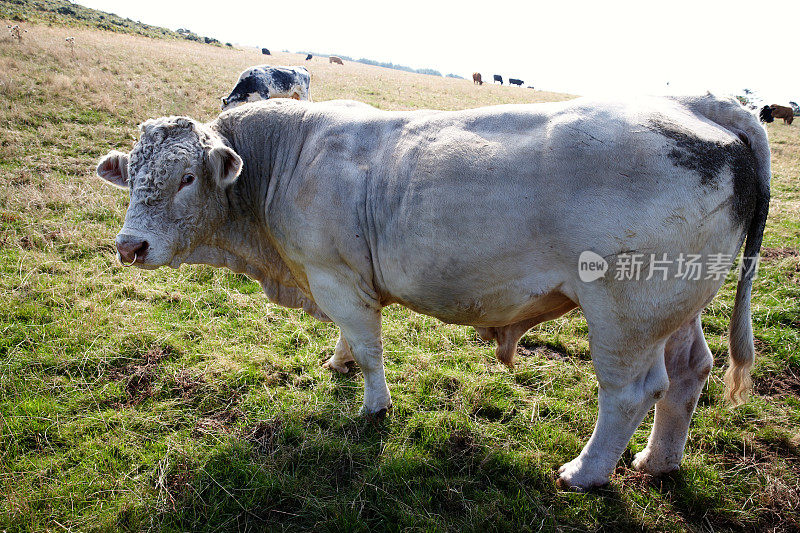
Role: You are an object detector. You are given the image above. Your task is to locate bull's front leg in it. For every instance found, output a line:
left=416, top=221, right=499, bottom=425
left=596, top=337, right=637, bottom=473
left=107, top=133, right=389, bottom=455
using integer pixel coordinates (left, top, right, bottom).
left=306, top=268, right=391, bottom=418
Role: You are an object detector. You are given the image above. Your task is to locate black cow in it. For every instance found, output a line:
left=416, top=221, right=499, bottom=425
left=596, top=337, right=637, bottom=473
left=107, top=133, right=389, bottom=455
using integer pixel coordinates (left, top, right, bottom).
left=306, top=53, right=313, bottom=60
left=509, top=78, right=523, bottom=86
left=493, top=75, right=503, bottom=85
left=759, top=105, right=774, bottom=123
left=262, top=48, right=270, bottom=55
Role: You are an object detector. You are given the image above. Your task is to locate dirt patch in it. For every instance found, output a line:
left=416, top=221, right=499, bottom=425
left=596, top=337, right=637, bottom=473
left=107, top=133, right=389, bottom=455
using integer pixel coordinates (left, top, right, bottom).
left=108, top=345, right=171, bottom=405
left=754, top=367, right=800, bottom=399
left=757, top=474, right=800, bottom=531
left=160, top=458, right=194, bottom=511
left=240, top=419, right=282, bottom=454
left=760, top=247, right=799, bottom=261
left=611, top=466, right=655, bottom=491
left=167, top=369, right=207, bottom=398
left=447, top=430, right=480, bottom=458
left=517, top=345, right=569, bottom=361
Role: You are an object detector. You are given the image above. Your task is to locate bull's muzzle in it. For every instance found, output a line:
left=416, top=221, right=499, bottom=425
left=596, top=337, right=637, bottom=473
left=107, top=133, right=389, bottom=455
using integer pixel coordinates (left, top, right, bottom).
left=115, top=235, right=148, bottom=266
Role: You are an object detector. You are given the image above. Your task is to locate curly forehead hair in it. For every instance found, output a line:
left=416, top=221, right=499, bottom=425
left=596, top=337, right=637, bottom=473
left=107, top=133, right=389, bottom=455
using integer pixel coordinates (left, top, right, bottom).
left=129, top=116, right=217, bottom=181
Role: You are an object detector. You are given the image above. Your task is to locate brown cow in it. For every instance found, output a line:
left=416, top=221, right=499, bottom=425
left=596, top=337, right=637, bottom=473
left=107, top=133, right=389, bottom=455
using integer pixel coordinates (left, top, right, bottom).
left=329, top=56, right=344, bottom=65
left=472, top=72, right=483, bottom=85
left=770, top=104, right=794, bottom=125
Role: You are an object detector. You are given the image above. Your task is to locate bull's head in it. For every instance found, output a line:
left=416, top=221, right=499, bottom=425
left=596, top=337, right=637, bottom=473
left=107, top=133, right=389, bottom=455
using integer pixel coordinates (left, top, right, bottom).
left=96, top=116, right=242, bottom=269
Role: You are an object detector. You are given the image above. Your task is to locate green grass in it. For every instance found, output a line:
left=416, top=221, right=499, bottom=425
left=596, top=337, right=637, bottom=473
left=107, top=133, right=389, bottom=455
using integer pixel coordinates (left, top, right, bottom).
left=1, top=8, right=799, bottom=533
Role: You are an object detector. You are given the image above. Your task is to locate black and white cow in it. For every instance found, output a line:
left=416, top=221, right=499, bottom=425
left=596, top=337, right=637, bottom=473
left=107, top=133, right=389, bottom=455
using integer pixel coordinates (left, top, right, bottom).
left=221, top=65, right=310, bottom=110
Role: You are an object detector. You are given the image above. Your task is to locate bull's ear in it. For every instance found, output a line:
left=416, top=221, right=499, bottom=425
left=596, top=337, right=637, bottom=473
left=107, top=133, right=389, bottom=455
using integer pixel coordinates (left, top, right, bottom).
left=209, top=145, right=242, bottom=188
left=96, top=150, right=130, bottom=189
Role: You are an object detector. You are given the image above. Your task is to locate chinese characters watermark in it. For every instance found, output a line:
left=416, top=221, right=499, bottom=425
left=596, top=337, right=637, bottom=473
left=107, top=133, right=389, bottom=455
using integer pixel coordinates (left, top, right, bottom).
left=578, top=251, right=760, bottom=283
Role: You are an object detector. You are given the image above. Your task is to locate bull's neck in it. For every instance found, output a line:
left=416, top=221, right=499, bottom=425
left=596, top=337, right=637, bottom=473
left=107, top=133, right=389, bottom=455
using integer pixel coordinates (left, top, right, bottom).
left=197, top=107, right=306, bottom=285
left=211, top=105, right=305, bottom=231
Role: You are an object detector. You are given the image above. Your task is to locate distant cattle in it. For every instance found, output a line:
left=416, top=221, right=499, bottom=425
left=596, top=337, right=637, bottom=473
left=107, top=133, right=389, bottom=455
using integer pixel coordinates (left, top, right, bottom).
left=759, top=106, right=774, bottom=123
left=261, top=48, right=270, bottom=55
left=306, top=54, right=313, bottom=60
left=330, top=56, right=344, bottom=65
left=493, top=75, right=503, bottom=85
left=7, top=24, right=26, bottom=41
left=221, top=65, right=310, bottom=110
left=509, top=78, right=523, bottom=86
left=770, top=104, right=794, bottom=125
left=472, top=72, right=483, bottom=85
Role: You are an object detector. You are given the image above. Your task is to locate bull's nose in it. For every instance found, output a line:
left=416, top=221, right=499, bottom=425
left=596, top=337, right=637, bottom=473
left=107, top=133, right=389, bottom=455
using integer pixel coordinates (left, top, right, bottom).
left=115, top=236, right=148, bottom=264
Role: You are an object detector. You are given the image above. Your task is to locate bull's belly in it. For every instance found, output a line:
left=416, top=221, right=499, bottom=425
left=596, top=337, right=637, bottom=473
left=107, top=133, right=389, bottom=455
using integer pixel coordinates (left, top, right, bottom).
left=380, top=264, right=572, bottom=327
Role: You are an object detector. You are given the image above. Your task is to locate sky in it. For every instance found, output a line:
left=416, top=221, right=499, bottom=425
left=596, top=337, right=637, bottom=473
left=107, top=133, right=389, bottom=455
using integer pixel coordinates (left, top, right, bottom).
left=79, top=0, right=799, bottom=103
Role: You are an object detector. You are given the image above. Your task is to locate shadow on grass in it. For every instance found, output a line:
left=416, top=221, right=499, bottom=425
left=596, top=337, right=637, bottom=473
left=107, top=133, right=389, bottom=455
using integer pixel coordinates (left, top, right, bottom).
left=139, top=409, right=656, bottom=532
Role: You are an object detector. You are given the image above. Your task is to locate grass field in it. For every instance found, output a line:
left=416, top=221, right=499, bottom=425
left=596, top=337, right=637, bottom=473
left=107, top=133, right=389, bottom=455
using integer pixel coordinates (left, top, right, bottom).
left=1, top=16, right=799, bottom=533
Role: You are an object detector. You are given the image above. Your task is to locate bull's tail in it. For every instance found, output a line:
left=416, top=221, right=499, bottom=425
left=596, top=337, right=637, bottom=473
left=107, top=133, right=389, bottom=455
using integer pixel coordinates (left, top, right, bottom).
left=676, top=94, right=771, bottom=405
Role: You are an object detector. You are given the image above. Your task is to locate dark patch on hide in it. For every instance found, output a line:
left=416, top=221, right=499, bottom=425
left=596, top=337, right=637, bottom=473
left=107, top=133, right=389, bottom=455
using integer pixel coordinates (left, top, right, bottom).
left=266, top=68, right=294, bottom=94
left=648, top=118, right=759, bottom=225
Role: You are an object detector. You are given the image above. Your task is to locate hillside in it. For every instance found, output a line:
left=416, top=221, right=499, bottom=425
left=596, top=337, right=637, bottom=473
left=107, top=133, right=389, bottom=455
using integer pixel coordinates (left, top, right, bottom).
left=1, top=15, right=799, bottom=533
left=0, top=0, right=230, bottom=45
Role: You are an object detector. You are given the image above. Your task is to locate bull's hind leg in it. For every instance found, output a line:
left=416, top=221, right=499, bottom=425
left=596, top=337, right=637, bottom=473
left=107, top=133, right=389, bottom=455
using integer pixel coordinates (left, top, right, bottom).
left=633, top=315, right=712, bottom=475
left=322, top=334, right=356, bottom=374
left=557, top=323, right=669, bottom=490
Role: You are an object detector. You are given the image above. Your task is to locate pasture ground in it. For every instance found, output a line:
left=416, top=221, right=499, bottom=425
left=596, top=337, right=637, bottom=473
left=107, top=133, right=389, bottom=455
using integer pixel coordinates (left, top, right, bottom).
left=1, top=19, right=799, bottom=533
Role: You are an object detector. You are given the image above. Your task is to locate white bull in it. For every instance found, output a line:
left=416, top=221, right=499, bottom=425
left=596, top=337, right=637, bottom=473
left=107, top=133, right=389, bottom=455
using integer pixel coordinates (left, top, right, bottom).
left=96, top=94, right=770, bottom=490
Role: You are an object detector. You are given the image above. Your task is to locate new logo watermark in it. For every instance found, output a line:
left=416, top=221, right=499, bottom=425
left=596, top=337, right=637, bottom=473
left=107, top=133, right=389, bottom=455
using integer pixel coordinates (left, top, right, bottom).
left=578, top=251, right=608, bottom=282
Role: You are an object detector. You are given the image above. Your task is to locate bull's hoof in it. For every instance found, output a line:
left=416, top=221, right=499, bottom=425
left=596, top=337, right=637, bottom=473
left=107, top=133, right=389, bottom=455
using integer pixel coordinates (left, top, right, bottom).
left=632, top=449, right=681, bottom=476
left=322, top=358, right=351, bottom=374
left=556, top=459, right=610, bottom=491
left=359, top=404, right=392, bottom=423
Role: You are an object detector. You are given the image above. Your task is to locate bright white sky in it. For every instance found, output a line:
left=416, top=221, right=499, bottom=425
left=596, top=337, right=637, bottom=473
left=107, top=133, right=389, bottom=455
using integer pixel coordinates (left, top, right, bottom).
left=79, top=0, right=798, bottom=103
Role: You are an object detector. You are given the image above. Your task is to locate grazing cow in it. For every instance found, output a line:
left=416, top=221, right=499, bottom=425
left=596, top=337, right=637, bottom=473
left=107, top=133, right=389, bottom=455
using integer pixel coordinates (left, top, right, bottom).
left=493, top=74, right=503, bottom=84
left=306, top=53, right=313, bottom=60
left=96, top=94, right=769, bottom=491
left=509, top=78, right=523, bottom=86
left=472, top=72, right=483, bottom=85
left=261, top=48, right=270, bottom=55
left=329, top=56, right=344, bottom=65
left=221, top=65, right=310, bottom=110
left=7, top=25, right=26, bottom=41
left=759, top=106, right=774, bottom=123
left=769, top=104, right=794, bottom=125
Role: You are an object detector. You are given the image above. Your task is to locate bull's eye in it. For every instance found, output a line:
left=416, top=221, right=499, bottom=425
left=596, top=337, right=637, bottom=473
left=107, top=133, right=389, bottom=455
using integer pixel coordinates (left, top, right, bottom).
left=179, top=173, right=195, bottom=190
